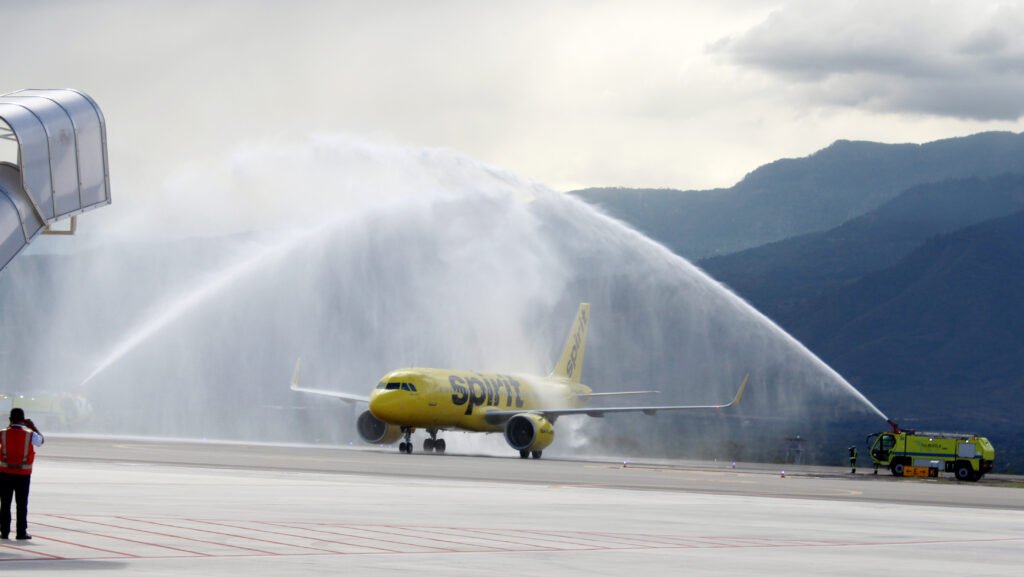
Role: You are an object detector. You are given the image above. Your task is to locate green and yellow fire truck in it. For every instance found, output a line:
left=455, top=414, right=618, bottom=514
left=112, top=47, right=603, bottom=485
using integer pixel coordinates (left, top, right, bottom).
left=0, top=392, right=93, bottom=430
left=867, top=421, right=995, bottom=481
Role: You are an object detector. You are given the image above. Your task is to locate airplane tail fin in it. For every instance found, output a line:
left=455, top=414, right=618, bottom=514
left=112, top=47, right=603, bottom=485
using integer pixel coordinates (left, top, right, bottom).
left=551, top=303, right=589, bottom=384
left=290, top=358, right=303, bottom=390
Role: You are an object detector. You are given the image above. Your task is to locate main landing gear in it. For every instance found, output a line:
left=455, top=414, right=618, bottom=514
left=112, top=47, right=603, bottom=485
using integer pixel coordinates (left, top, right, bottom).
left=397, top=427, right=447, bottom=454
left=519, top=449, right=543, bottom=459
left=423, top=428, right=446, bottom=454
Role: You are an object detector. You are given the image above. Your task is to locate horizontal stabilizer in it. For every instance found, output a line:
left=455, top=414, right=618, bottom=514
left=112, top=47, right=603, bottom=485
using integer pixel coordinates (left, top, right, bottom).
left=289, top=358, right=369, bottom=404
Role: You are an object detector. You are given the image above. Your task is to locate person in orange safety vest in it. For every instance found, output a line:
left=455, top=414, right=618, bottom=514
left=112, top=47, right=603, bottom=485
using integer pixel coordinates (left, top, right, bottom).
left=0, top=408, right=44, bottom=540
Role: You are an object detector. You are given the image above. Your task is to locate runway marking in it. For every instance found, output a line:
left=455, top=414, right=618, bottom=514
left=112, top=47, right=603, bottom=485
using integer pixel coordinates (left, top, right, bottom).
left=3, top=515, right=1023, bottom=564
left=523, top=528, right=678, bottom=549
left=264, top=522, right=409, bottom=553
left=370, top=524, right=517, bottom=552
left=329, top=523, right=468, bottom=552
left=0, top=541, right=67, bottom=560
left=132, top=517, right=340, bottom=554
left=585, top=530, right=701, bottom=547
left=426, top=526, right=568, bottom=551
left=457, top=527, right=603, bottom=550
left=49, top=515, right=271, bottom=555
left=82, top=516, right=266, bottom=557
left=32, top=518, right=187, bottom=557
left=198, top=519, right=398, bottom=554
left=498, top=527, right=682, bottom=550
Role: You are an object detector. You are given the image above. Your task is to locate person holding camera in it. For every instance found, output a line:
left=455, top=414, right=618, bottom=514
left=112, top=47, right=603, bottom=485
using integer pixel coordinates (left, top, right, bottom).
left=0, top=408, right=44, bottom=540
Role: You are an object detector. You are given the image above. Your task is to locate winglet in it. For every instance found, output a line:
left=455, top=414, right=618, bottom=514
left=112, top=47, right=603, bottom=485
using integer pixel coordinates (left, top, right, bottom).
left=726, top=374, right=749, bottom=407
left=290, top=357, right=303, bottom=391
left=287, top=357, right=371, bottom=403
left=551, top=303, right=589, bottom=384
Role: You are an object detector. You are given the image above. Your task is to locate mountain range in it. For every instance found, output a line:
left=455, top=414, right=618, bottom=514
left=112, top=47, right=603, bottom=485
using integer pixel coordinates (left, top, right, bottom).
left=572, top=132, right=1024, bottom=472
left=575, top=132, right=1024, bottom=259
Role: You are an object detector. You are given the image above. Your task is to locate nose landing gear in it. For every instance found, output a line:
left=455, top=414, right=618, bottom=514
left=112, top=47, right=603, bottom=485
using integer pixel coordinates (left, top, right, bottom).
left=399, top=427, right=414, bottom=453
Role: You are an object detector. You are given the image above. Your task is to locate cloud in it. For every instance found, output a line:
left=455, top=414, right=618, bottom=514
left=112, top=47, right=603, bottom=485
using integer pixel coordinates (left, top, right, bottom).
left=712, top=1, right=1024, bottom=120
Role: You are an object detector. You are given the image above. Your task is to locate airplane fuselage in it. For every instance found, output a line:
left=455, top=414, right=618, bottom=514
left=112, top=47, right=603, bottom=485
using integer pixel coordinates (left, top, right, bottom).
left=369, top=368, right=592, bottom=433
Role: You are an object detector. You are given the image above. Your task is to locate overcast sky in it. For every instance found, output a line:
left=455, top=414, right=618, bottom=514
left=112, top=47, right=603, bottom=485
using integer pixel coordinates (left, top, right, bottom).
left=4, top=0, right=1024, bottom=210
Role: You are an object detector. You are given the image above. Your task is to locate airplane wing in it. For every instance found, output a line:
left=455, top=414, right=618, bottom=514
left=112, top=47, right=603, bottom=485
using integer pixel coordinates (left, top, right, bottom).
left=288, top=358, right=369, bottom=404
left=485, top=374, right=748, bottom=425
left=577, top=390, right=659, bottom=399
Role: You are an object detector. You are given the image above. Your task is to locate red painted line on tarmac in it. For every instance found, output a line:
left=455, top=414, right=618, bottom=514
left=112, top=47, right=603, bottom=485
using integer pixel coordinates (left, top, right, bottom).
left=45, top=515, right=218, bottom=556
left=330, top=524, right=462, bottom=552
left=266, top=523, right=406, bottom=553
left=370, top=524, right=517, bottom=552
left=111, top=516, right=278, bottom=555
left=191, top=519, right=396, bottom=554
left=427, top=526, right=572, bottom=551
left=31, top=519, right=186, bottom=557
left=18, top=525, right=140, bottom=558
left=520, top=528, right=671, bottom=549
left=0, top=542, right=67, bottom=560
left=467, top=527, right=604, bottom=550
left=575, top=530, right=690, bottom=547
left=140, top=518, right=339, bottom=554
left=521, top=528, right=678, bottom=549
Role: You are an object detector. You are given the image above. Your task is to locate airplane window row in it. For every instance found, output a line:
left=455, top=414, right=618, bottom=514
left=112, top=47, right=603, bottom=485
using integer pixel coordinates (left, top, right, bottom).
left=375, top=381, right=418, bottom=392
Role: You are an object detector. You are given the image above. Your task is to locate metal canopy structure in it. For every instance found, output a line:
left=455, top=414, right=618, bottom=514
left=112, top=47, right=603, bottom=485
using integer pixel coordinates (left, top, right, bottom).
left=0, top=88, right=111, bottom=274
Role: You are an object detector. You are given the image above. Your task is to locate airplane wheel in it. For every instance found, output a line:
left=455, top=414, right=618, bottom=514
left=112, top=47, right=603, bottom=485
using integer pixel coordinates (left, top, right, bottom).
left=424, top=439, right=435, bottom=452
left=531, top=451, right=543, bottom=459
left=399, top=442, right=407, bottom=453
left=435, top=439, right=446, bottom=453
left=519, top=449, right=529, bottom=459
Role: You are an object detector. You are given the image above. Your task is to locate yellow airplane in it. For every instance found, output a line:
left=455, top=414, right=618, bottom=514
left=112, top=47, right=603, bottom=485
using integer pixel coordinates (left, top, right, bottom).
left=291, top=303, right=747, bottom=458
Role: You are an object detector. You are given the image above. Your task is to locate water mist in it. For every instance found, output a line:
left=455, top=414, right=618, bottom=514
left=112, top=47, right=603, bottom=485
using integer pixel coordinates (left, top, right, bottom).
left=0, top=135, right=887, bottom=461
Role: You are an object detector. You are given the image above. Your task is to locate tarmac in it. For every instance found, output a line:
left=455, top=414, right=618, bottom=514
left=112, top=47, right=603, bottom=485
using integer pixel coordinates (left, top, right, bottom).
left=1, top=437, right=1021, bottom=575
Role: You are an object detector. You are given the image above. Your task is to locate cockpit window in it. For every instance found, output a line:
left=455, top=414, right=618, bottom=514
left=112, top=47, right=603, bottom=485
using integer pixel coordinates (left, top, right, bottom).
left=380, top=381, right=418, bottom=391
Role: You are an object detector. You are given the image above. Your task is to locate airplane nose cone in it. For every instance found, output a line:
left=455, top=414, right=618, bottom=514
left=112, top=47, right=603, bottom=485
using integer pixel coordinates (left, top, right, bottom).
left=368, top=390, right=396, bottom=422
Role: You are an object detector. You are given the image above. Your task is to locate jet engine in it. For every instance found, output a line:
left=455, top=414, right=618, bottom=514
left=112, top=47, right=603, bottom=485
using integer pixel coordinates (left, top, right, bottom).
left=504, top=413, right=555, bottom=453
left=357, top=410, right=402, bottom=444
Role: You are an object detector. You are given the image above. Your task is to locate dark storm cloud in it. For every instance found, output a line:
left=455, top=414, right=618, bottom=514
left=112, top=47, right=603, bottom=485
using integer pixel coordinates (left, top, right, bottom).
left=712, top=1, right=1024, bottom=120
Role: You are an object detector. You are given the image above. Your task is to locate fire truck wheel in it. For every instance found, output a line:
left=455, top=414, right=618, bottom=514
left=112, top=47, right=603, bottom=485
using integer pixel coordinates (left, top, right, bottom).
left=955, top=462, right=976, bottom=482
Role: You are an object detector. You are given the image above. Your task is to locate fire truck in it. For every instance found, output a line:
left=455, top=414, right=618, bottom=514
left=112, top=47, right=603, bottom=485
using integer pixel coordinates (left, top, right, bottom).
left=867, top=420, right=995, bottom=481
left=0, top=392, right=93, bottom=430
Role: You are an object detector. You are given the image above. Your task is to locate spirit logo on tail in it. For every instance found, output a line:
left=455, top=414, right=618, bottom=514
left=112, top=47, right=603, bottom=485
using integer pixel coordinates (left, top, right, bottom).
left=291, top=303, right=747, bottom=459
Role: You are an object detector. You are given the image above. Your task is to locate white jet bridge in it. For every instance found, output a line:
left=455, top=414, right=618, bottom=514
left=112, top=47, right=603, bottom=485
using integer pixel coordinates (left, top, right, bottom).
left=0, top=89, right=110, bottom=274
